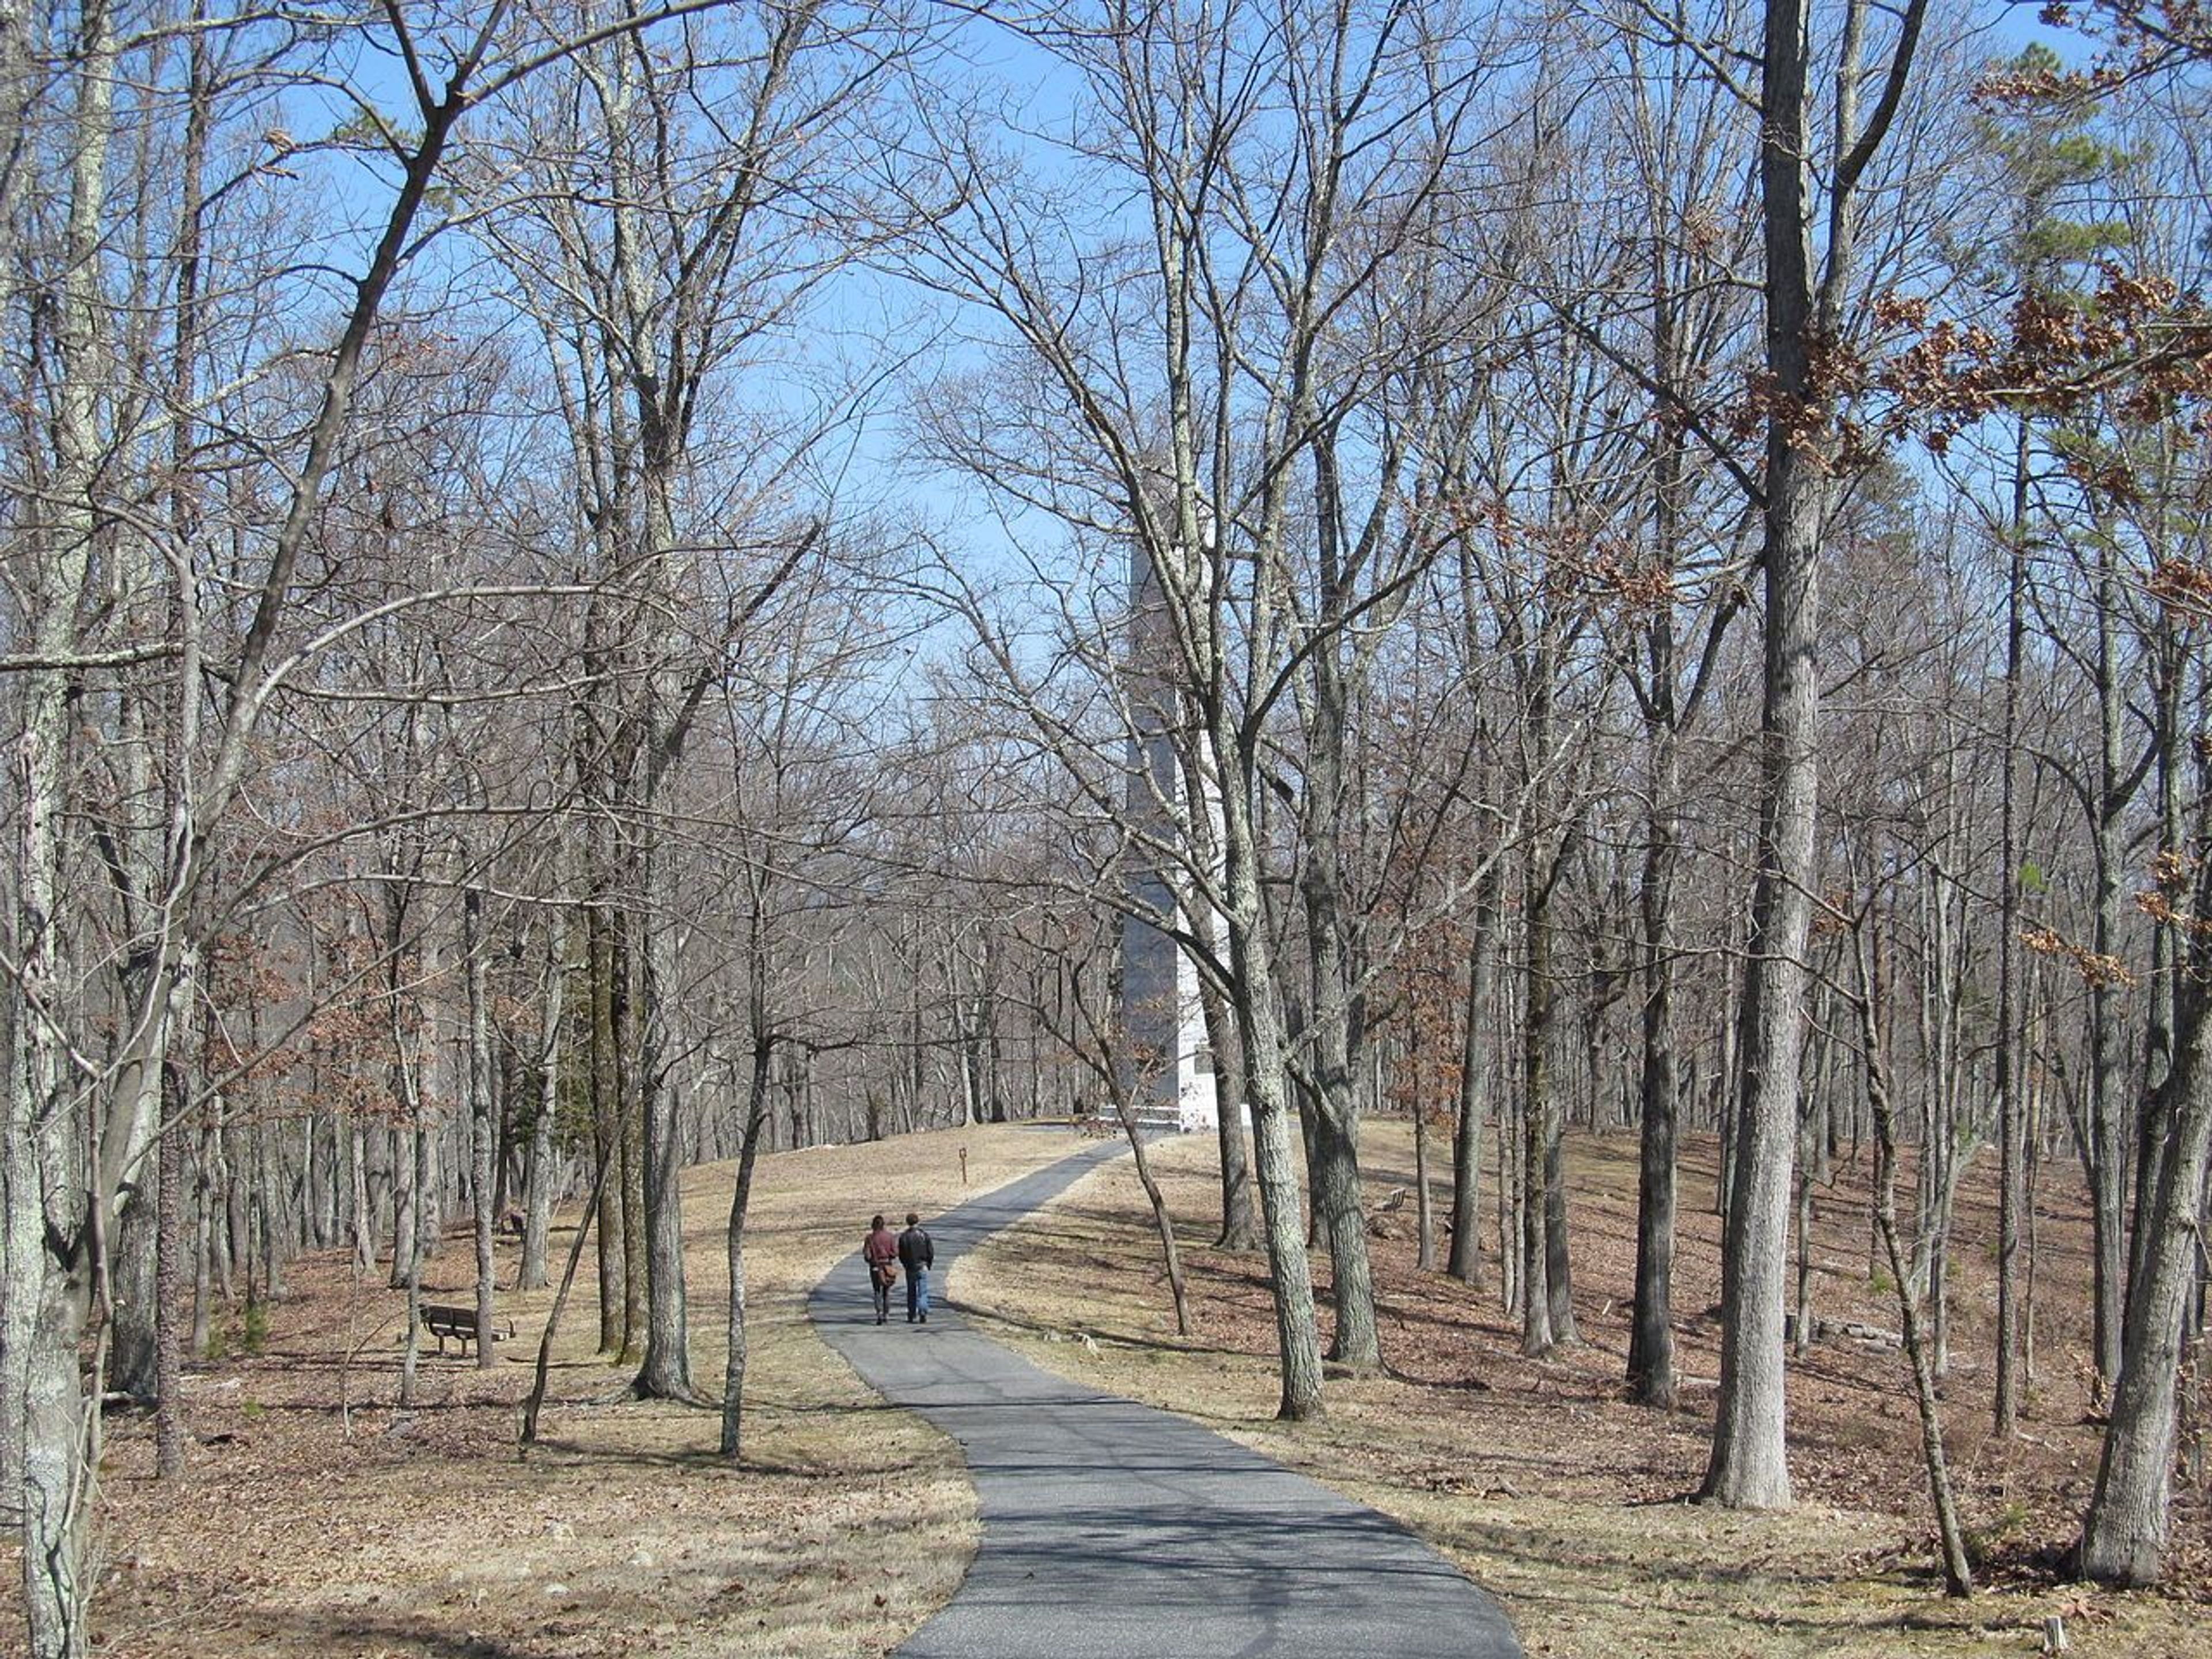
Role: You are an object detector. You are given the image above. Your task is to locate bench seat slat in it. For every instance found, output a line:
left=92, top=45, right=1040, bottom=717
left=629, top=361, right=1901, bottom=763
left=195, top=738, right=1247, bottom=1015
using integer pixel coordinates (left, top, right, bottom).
left=415, top=1303, right=512, bottom=1353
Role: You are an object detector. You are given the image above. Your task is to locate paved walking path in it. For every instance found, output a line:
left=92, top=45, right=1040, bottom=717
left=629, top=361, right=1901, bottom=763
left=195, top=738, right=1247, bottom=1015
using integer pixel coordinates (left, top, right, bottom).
left=810, top=1133, right=1523, bottom=1659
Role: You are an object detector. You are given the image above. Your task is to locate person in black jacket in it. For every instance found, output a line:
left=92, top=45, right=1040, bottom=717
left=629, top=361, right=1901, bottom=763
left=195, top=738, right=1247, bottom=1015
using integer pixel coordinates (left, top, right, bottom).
left=897, top=1212, right=934, bottom=1324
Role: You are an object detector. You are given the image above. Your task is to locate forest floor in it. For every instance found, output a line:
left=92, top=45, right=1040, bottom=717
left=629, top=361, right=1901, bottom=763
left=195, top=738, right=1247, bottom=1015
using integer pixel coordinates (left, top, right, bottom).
left=14, top=1119, right=2209, bottom=1658
left=954, top=1124, right=2212, bottom=1659
left=24, top=1122, right=1082, bottom=1659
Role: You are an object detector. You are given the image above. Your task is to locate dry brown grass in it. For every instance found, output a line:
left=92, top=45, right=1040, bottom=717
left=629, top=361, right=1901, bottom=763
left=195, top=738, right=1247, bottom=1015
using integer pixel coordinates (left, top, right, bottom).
left=20, top=1113, right=2208, bottom=1658
left=24, top=1122, right=1090, bottom=1659
left=953, top=1124, right=2212, bottom=1659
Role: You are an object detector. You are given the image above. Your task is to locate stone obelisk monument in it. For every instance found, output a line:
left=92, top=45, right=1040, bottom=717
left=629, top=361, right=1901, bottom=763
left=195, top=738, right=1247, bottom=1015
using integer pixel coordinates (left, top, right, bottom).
left=1120, top=536, right=1218, bottom=1130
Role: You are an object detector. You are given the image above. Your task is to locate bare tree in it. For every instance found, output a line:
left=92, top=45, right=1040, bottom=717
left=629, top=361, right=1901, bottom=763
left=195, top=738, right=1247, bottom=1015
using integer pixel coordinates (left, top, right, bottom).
left=1, top=5, right=781, bottom=1648
left=1702, top=0, right=1931, bottom=1510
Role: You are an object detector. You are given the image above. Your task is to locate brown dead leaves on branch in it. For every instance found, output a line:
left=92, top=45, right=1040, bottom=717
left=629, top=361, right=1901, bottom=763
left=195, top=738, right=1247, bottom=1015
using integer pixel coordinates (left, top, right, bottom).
left=2146, top=556, right=2212, bottom=619
left=2022, top=923, right=2139, bottom=988
left=1716, top=263, right=2210, bottom=508
left=1727, top=328, right=1885, bottom=472
left=2040, top=2, right=2212, bottom=81
left=2132, top=847, right=2212, bottom=949
left=1440, top=493, right=1677, bottom=621
left=2024, top=853, right=2212, bottom=987
left=1870, top=270, right=2212, bottom=489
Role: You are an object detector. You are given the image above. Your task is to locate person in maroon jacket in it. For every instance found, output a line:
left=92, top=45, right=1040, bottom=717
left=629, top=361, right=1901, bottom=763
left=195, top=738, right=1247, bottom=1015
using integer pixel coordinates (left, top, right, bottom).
left=862, top=1214, right=899, bottom=1324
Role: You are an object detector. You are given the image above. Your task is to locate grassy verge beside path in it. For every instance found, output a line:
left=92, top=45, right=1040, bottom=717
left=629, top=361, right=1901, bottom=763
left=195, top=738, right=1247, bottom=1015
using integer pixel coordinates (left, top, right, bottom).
left=951, top=1126, right=2210, bottom=1659
left=21, top=1123, right=1084, bottom=1659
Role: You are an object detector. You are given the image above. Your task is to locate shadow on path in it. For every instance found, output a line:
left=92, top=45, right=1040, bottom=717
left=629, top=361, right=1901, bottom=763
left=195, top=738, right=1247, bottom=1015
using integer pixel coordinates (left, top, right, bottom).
left=809, top=1134, right=1523, bottom=1659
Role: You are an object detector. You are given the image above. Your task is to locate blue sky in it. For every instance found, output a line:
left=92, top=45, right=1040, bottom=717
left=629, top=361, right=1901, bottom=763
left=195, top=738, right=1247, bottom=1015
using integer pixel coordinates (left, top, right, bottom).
left=265, top=0, right=2135, bottom=640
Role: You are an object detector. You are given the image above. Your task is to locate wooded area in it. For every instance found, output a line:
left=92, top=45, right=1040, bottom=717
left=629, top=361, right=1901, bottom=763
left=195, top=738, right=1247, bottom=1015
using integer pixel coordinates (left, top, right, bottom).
left=3, top=1, right=2210, bottom=1654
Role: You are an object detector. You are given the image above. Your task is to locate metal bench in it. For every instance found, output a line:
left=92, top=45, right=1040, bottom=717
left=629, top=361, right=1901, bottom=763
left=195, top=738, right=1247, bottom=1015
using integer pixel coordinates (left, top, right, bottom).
left=418, top=1302, right=514, bottom=1357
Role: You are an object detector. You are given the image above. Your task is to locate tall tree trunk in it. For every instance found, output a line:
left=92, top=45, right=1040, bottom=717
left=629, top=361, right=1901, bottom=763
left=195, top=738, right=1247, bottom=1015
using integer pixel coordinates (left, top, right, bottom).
left=1521, top=840, right=1560, bottom=1355
left=349, top=1122, right=374, bottom=1275
left=1238, top=979, right=1325, bottom=1419
left=721, top=1032, right=777, bottom=1457
left=522, top=1119, right=618, bottom=1450
left=1218, top=767, right=1325, bottom=1418
left=399, top=1097, right=430, bottom=1408
left=154, top=1063, right=187, bottom=1478
left=636, top=823, right=694, bottom=1399
left=1854, top=929, right=1974, bottom=1597
left=1198, top=945, right=1259, bottom=1248
left=589, top=898, right=625, bottom=1354
left=1544, top=1057, right=1576, bottom=1343
left=109, top=1196, right=158, bottom=1400
left=520, top=937, right=563, bottom=1291
left=226, top=1128, right=251, bottom=1298
left=1715, top=961, right=1738, bottom=1221
left=3, top=12, right=119, bottom=1643
left=1298, top=544, right=1380, bottom=1370
left=1448, top=873, right=1501, bottom=1288
left=1703, top=0, right=1889, bottom=1509
left=387, top=1127, right=415, bottom=1291
left=1629, top=745, right=1681, bottom=1406
left=1308, top=1097, right=1378, bottom=1367
left=466, top=889, right=498, bottom=1370
left=1994, top=416, right=2028, bottom=1437
left=1412, top=1055, right=1437, bottom=1271
left=1113, top=1078, right=1191, bottom=1335
left=255, top=1112, right=287, bottom=1300
left=1177, top=750, right=1259, bottom=1248
left=2087, top=536, right=2129, bottom=1394
left=617, top=912, right=647, bottom=1363
left=191, top=1125, right=215, bottom=1356
left=2129, top=633, right=2187, bottom=1330
left=2080, top=952, right=2212, bottom=1585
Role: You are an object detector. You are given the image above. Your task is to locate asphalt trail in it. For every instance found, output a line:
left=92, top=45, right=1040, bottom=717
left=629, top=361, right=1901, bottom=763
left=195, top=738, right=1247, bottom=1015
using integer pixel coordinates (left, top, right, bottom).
left=810, top=1132, right=1524, bottom=1659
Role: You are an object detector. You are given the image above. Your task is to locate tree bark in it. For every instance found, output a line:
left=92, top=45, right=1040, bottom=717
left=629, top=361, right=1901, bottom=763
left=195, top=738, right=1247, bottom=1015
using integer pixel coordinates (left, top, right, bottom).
left=1628, top=745, right=1680, bottom=1406
left=2086, top=535, right=2129, bottom=1393
left=153, top=1062, right=188, bottom=1478
left=108, top=1195, right=159, bottom=1400
left=1703, top=0, right=1825, bottom=1510
left=520, top=936, right=563, bottom=1291
left=635, top=823, right=695, bottom=1399
left=1413, top=1077, right=1436, bottom=1274
left=589, top=896, right=626, bottom=1354
left=1994, top=415, right=2028, bottom=1437
left=1448, top=873, right=1500, bottom=1287
left=1220, top=780, right=1325, bottom=1418
left=466, top=889, right=499, bottom=1370
left=2080, top=953, right=2212, bottom=1585
left=1521, top=839, right=1559, bottom=1355
left=398, top=1097, right=429, bottom=1410
left=6, top=8, right=116, bottom=1644
left=721, top=1032, right=776, bottom=1457
left=1197, top=934, right=1259, bottom=1249
left=1854, top=928, right=1973, bottom=1597
left=349, top=1122, right=374, bottom=1275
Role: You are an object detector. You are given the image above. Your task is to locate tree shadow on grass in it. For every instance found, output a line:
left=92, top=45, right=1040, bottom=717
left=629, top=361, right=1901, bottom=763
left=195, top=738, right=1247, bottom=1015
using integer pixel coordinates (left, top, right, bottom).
left=954, top=1297, right=1247, bottom=1363
left=521, top=1435, right=739, bottom=1471
left=521, top=1433, right=945, bottom=1484
left=253, top=1609, right=534, bottom=1659
left=1431, top=1513, right=1956, bottom=1649
left=754, top=1393, right=914, bottom=1421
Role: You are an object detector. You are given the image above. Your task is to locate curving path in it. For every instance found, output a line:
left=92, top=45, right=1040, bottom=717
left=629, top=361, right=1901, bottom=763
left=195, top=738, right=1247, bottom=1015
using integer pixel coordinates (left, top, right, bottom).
left=810, top=1134, right=1523, bottom=1659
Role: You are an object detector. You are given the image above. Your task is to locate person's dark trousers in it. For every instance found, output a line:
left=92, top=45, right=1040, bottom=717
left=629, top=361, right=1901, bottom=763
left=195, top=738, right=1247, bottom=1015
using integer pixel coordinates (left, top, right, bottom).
left=873, top=1275, right=892, bottom=1324
left=906, top=1268, right=930, bottom=1323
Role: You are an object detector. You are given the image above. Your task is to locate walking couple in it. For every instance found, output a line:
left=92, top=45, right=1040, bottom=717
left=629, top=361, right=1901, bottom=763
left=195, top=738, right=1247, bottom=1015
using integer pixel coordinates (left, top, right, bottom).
left=863, top=1211, right=934, bottom=1326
